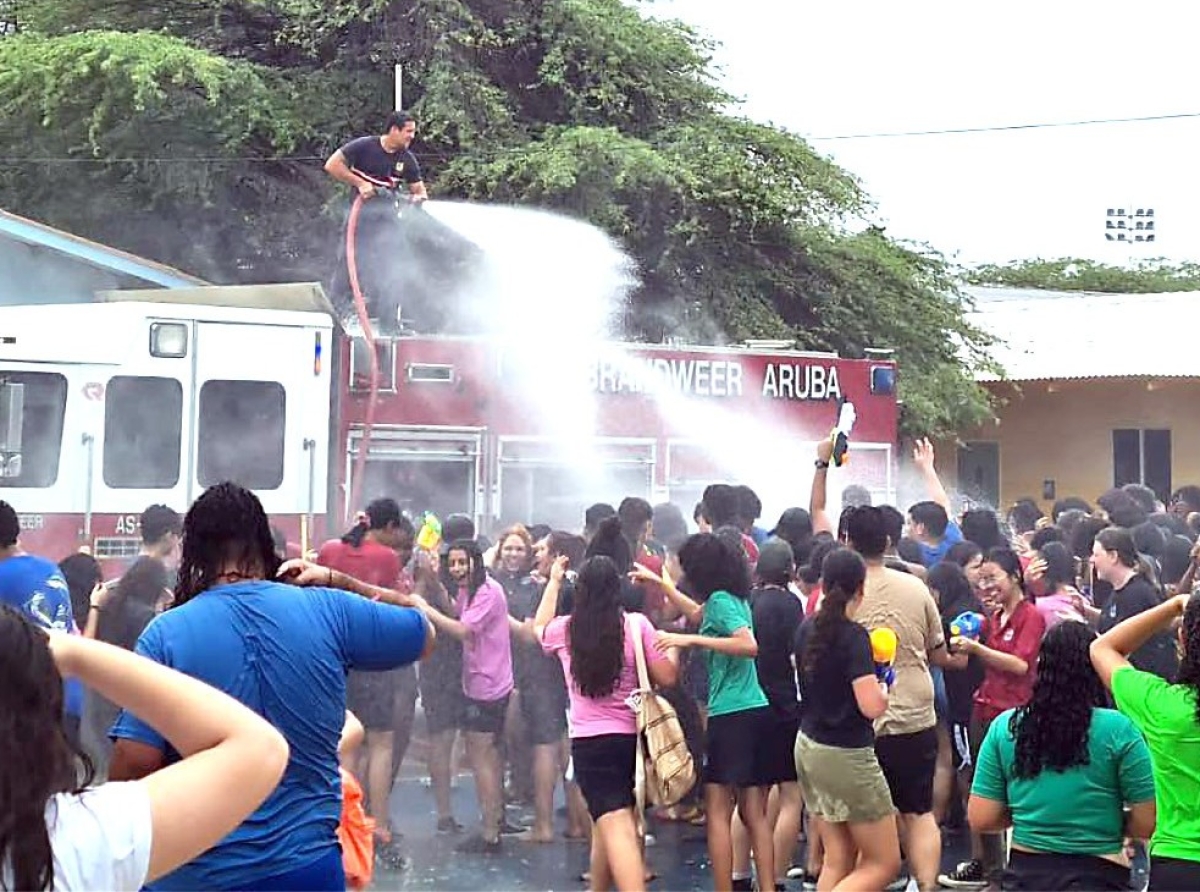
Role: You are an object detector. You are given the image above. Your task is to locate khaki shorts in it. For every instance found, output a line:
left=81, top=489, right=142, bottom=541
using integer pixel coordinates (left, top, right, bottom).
left=794, top=731, right=895, bottom=824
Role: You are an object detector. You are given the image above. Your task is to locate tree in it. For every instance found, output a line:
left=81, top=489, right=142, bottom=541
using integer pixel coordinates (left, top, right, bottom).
left=0, top=0, right=994, bottom=437
left=969, top=257, right=1200, bottom=293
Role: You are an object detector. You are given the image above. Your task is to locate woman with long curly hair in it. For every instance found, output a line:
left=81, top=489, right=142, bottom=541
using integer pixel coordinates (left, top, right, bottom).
left=0, top=606, right=289, bottom=890
left=108, top=482, right=433, bottom=890
left=1092, top=593, right=1200, bottom=890
left=414, top=538, right=514, bottom=851
left=968, top=621, right=1156, bottom=890
left=792, top=548, right=898, bottom=892
left=534, top=555, right=678, bottom=891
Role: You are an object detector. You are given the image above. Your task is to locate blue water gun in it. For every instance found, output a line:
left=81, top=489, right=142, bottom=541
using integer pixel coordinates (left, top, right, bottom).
left=950, top=611, right=985, bottom=641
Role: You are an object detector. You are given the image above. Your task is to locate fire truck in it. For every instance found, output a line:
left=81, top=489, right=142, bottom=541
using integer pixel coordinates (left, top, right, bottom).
left=0, top=283, right=898, bottom=565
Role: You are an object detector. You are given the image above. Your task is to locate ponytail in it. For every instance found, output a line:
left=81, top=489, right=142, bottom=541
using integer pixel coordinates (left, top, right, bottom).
left=340, top=519, right=369, bottom=548
left=803, top=548, right=864, bottom=674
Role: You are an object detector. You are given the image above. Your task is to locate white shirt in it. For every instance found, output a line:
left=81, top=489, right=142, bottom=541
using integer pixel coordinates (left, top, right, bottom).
left=3, top=782, right=152, bottom=891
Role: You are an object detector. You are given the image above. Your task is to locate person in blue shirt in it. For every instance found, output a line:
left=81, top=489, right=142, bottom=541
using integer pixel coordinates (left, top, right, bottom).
left=908, top=439, right=964, bottom=567
left=109, top=482, right=435, bottom=892
left=0, top=500, right=85, bottom=744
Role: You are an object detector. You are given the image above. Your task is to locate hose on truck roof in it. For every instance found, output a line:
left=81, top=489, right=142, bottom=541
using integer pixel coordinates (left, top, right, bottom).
left=344, top=191, right=380, bottom=524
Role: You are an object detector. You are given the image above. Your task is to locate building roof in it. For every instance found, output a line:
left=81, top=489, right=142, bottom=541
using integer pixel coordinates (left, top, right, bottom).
left=964, top=284, right=1198, bottom=382
left=0, top=208, right=208, bottom=289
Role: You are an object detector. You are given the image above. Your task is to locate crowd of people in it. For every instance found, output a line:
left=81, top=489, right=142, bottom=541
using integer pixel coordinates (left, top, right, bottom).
left=2, top=436, right=1200, bottom=891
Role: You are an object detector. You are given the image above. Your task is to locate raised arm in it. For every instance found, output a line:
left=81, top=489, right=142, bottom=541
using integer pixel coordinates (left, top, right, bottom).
left=912, top=438, right=951, bottom=513
left=810, top=438, right=835, bottom=536
left=49, top=634, right=289, bottom=884
left=629, top=563, right=703, bottom=626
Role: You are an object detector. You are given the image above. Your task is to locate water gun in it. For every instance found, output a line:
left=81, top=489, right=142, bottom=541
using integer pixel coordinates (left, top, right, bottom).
left=830, top=398, right=857, bottom=467
left=869, top=627, right=897, bottom=687
left=950, top=611, right=985, bottom=641
left=416, top=512, right=442, bottom=552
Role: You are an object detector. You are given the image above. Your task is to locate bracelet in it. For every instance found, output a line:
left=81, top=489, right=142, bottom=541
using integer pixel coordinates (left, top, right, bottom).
left=814, top=459, right=830, bottom=470
left=89, top=604, right=104, bottom=611
left=328, top=567, right=335, bottom=587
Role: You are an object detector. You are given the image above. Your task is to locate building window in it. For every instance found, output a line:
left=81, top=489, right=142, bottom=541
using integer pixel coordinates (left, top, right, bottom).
left=198, top=380, right=286, bottom=490
left=0, top=372, right=67, bottom=489
left=104, top=376, right=183, bottom=488
left=1113, top=429, right=1171, bottom=501
left=956, top=441, right=1000, bottom=509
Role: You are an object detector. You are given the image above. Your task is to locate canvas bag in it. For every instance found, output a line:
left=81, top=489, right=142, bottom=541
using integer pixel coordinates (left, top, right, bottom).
left=627, top=613, right=696, bottom=809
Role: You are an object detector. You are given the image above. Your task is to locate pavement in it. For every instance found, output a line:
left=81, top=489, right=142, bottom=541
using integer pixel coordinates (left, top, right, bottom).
left=373, top=775, right=974, bottom=891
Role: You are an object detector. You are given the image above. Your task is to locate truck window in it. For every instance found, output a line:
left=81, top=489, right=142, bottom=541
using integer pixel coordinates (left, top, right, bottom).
left=0, top=372, right=67, bottom=489
left=104, top=376, right=183, bottom=489
left=197, top=380, right=286, bottom=490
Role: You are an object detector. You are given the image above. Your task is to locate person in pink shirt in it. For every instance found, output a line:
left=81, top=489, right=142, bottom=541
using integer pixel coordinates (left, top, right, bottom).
left=536, top=554, right=679, bottom=892
left=1027, top=542, right=1086, bottom=631
left=414, top=539, right=513, bottom=852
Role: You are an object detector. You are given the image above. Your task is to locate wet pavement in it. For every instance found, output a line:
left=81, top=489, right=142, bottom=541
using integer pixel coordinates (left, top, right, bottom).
left=374, top=776, right=973, bottom=890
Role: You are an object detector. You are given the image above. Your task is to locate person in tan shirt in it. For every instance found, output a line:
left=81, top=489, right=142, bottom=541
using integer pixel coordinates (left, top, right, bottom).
left=844, top=505, right=960, bottom=892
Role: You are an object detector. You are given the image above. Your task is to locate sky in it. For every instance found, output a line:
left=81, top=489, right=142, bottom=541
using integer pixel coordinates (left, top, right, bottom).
left=638, top=0, right=1200, bottom=266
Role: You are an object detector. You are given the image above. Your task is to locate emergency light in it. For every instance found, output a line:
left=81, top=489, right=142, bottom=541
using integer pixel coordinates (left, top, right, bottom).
left=149, top=322, right=188, bottom=358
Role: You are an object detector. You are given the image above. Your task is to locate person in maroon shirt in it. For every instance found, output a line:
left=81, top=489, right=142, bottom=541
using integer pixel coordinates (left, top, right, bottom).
left=317, top=499, right=415, bottom=868
left=942, top=546, right=1045, bottom=890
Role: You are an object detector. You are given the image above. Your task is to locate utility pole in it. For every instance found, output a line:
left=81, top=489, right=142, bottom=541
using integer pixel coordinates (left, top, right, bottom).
left=394, top=64, right=403, bottom=112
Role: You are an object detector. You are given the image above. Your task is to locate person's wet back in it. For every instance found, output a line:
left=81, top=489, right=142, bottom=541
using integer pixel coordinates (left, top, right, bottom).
left=108, top=482, right=433, bottom=891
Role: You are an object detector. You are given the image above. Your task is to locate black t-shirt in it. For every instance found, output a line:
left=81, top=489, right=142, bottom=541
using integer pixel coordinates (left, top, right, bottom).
left=793, top=617, right=876, bottom=748
left=751, top=585, right=803, bottom=720
left=1098, top=575, right=1178, bottom=680
left=339, top=135, right=422, bottom=189
left=939, top=594, right=986, bottom=725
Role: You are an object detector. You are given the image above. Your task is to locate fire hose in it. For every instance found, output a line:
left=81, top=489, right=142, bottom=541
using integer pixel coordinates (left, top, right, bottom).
left=344, top=191, right=381, bottom=523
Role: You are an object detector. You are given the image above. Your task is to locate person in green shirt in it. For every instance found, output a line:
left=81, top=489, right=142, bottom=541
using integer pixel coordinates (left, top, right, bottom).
left=969, top=620, right=1156, bottom=890
left=1091, top=592, right=1200, bottom=891
left=636, top=532, right=773, bottom=892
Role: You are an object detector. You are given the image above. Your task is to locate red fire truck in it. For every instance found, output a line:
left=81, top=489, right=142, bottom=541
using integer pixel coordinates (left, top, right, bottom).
left=0, top=283, right=898, bottom=565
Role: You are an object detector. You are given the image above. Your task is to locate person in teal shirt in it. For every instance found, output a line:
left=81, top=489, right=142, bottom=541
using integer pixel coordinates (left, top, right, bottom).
left=969, top=621, right=1156, bottom=890
left=1092, top=592, right=1200, bottom=892
left=644, top=531, right=773, bottom=892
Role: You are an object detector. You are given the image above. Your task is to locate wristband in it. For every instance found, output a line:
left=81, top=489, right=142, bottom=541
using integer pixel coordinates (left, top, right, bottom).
left=328, top=567, right=334, bottom=587
left=814, top=459, right=830, bottom=470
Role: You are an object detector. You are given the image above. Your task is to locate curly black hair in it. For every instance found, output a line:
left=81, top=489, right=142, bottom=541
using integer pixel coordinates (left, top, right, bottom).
left=1176, top=596, right=1200, bottom=727
left=175, top=482, right=282, bottom=606
left=0, top=607, right=95, bottom=890
left=567, top=556, right=626, bottom=698
left=677, top=532, right=751, bottom=601
left=1009, top=621, right=1108, bottom=779
left=803, top=549, right=866, bottom=675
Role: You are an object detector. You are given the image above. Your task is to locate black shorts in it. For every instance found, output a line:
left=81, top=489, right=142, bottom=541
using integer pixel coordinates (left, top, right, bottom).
left=572, top=734, right=637, bottom=820
left=874, top=726, right=938, bottom=815
left=463, top=695, right=509, bottom=735
left=1150, top=856, right=1200, bottom=891
left=759, top=713, right=799, bottom=786
left=704, top=706, right=773, bottom=788
left=346, top=669, right=400, bottom=731
left=519, top=685, right=567, bottom=745
left=1002, top=850, right=1131, bottom=891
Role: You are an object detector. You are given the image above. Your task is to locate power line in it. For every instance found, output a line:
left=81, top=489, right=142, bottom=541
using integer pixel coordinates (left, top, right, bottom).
left=3, top=110, right=1199, bottom=166
left=807, top=111, right=1200, bottom=141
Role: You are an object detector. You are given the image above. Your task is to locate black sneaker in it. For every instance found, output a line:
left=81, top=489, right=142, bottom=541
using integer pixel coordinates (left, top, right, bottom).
left=436, top=816, right=464, bottom=834
left=938, top=860, right=986, bottom=889
left=374, top=838, right=410, bottom=871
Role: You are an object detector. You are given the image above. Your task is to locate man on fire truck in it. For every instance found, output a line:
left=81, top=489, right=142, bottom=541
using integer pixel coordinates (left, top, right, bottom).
left=324, top=112, right=429, bottom=333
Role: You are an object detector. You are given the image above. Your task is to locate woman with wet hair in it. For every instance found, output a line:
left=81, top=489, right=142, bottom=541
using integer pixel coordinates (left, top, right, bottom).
left=108, top=482, right=433, bottom=890
left=536, top=554, right=677, bottom=891
left=941, top=548, right=1045, bottom=890
left=1027, top=541, right=1086, bottom=631
left=0, top=606, right=289, bottom=890
left=792, top=548, right=899, bottom=891
left=1092, top=527, right=1177, bottom=680
left=415, top=538, right=514, bottom=851
left=969, top=621, right=1156, bottom=890
left=1092, top=594, right=1200, bottom=890
left=635, top=532, right=775, bottom=892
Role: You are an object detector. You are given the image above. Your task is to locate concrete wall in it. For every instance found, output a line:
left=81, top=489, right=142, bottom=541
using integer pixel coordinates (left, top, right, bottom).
left=945, top=377, right=1200, bottom=512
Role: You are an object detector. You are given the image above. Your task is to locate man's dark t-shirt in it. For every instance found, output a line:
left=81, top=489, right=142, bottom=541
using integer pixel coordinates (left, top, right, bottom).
left=793, top=617, right=876, bottom=748
left=1098, top=575, right=1178, bottom=680
left=751, top=585, right=803, bottom=721
left=339, top=135, right=422, bottom=190
left=939, top=593, right=986, bottom=725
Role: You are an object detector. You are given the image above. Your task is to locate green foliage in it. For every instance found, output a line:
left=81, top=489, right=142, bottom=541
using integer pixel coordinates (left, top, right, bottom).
left=969, top=257, right=1200, bottom=293
left=0, top=0, right=993, bottom=437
